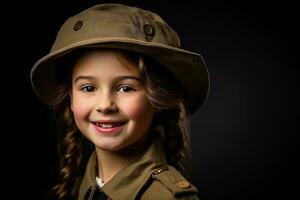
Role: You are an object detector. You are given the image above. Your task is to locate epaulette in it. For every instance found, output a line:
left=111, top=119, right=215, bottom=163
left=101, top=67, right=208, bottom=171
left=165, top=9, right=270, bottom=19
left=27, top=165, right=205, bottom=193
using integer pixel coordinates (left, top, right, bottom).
left=151, top=165, right=199, bottom=197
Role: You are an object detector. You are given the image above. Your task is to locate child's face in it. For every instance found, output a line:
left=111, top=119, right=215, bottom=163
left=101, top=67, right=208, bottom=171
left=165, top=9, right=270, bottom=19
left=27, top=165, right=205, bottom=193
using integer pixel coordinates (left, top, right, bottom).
left=70, top=50, right=155, bottom=151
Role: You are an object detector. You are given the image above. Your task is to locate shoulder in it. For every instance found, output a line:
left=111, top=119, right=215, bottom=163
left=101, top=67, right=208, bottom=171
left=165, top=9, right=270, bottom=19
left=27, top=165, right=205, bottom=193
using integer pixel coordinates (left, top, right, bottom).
left=141, top=165, right=199, bottom=200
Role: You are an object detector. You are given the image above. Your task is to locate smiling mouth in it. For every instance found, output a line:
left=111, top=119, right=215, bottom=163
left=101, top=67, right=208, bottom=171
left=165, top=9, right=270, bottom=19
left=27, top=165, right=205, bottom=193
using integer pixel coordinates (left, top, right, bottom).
left=92, top=121, right=127, bottom=128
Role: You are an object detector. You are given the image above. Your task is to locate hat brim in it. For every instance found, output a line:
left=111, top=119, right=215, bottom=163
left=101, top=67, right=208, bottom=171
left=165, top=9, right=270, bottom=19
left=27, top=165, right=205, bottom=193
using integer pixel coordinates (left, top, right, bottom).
left=30, top=38, right=210, bottom=113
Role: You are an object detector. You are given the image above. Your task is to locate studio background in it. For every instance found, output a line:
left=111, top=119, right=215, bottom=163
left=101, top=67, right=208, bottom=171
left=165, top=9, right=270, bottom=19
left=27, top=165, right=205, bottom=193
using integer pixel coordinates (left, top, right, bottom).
left=1, top=0, right=294, bottom=200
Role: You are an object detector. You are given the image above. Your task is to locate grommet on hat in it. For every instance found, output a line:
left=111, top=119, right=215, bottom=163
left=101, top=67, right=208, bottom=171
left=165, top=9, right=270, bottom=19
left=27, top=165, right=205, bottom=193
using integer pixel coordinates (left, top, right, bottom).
left=143, top=24, right=155, bottom=41
left=73, top=20, right=83, bottom=31
left=143, top=24, right=154, bottom=36
left=30, top=3, right=210, bottom=114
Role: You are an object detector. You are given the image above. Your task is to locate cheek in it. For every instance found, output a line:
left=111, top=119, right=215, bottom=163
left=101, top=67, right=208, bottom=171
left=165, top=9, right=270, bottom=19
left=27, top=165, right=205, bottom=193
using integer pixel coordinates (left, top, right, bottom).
left=120, top=95, right=153, bottom=119
left=71, top=96, right=90, bottom=120
left=72, top=105, right=89, bottom=120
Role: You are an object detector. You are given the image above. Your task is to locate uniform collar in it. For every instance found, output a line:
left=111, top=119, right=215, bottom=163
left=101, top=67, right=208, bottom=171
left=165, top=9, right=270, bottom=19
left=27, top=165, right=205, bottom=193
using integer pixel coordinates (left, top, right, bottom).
left=78, top=136, right=167, bottom=200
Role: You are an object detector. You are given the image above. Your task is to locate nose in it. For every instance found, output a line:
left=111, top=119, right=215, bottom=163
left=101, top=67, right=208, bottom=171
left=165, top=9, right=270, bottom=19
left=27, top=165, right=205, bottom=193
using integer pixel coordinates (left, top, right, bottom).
left=96, top=92, right=118, bottom=114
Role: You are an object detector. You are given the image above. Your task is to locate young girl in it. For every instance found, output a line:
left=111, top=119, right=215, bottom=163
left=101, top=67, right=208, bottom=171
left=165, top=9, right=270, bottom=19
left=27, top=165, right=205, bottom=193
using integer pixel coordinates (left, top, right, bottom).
left=30, top=3, right=209, bottom=200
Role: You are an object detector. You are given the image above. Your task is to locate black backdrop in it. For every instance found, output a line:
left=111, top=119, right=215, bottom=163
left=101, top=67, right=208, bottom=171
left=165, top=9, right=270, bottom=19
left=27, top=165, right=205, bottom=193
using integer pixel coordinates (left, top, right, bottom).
left=1, top=0, right=295, bottom=199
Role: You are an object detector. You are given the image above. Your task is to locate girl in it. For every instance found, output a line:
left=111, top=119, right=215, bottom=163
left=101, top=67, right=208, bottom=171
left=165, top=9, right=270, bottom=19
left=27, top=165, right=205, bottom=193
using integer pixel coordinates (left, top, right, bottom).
left=30, top=3, right=209, bottom=200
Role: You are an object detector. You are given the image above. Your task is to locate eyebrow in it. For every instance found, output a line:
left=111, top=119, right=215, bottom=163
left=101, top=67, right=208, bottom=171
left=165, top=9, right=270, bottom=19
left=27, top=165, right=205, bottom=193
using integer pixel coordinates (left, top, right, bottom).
left=74, top=75, right=142, bottom=83
left=74, top=76, right=95, bottom=83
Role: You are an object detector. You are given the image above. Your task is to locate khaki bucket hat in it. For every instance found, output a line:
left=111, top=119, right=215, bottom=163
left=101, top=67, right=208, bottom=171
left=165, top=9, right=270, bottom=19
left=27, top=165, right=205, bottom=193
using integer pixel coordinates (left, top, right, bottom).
left=30, top=3, right=210, bottom=113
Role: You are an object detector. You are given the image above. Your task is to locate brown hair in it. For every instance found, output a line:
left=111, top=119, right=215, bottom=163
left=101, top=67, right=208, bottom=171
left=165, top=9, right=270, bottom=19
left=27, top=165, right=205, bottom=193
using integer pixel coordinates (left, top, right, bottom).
left=49, top=48, right=191, bottom=200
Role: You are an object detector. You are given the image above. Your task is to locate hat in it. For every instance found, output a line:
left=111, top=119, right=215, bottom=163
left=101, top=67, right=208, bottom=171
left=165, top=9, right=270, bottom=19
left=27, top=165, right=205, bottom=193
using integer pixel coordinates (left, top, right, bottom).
left=30, top=3, right=210, bottom=114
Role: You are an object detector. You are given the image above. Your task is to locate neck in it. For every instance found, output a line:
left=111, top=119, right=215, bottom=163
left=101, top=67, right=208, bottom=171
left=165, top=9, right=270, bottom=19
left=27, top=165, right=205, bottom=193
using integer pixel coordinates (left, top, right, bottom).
left=95, top=136, right=149, bottom=183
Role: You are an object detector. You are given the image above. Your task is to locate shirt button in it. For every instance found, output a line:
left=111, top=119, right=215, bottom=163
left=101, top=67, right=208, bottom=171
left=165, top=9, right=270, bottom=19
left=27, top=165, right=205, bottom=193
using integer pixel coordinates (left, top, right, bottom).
left=176, top=180, right=191, bottom=189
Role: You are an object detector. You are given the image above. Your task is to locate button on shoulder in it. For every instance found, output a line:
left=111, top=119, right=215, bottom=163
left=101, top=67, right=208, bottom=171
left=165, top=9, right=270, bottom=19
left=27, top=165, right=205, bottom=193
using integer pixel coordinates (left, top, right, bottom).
left=176, top=180, right=191, bottom=189
left=149, top=165, right=199, bottom=199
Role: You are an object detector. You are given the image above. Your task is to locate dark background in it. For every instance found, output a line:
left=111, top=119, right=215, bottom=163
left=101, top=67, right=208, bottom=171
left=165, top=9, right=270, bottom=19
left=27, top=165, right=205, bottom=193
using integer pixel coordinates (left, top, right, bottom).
left=2, top=0, right=296, bottom=199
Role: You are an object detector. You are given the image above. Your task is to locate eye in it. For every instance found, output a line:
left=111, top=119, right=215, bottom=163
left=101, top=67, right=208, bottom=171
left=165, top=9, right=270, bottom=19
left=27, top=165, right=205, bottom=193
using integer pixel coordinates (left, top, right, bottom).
left=81, top=85, right=96, bottom=92
left=118, top=85, right=135, bottom=93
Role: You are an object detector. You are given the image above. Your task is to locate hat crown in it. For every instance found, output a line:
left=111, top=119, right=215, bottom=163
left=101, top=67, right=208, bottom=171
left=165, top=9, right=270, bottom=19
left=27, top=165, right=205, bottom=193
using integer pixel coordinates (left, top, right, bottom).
left=51, top=4, right=181, bottom=52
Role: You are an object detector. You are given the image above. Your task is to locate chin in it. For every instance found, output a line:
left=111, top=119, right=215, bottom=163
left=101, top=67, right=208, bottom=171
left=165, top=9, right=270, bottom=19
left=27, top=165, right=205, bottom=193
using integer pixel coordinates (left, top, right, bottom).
left=95, top=141, right=125, bottom=152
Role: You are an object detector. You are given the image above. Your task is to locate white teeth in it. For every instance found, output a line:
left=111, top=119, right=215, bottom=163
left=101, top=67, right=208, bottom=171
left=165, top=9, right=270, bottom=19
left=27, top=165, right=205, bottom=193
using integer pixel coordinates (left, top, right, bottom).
left=95, top=123, right=114, bottom=128
left=101, top=124, right=113, bottom=128
left=94, top=121, right=126, bottom=128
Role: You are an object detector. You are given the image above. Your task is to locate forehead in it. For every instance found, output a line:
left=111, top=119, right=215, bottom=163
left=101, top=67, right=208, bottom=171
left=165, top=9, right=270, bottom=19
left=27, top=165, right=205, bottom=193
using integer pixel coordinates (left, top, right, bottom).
left=72, top=50, right=139, bottom=76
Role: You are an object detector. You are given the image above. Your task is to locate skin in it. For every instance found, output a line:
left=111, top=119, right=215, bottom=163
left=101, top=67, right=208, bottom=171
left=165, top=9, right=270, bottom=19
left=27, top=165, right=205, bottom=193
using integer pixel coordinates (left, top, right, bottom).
left=70, top=50, right=155, bottom=183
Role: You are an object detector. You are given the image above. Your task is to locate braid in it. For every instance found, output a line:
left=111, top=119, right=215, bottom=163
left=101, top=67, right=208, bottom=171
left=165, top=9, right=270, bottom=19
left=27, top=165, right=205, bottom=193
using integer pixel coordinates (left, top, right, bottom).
left=176, top=103, right=191, bottom=173
left=48, top=82, right=87, bottom=200
left=157, top=103, right=190, bottom=173
left=51, top=107, right=82, bottom=200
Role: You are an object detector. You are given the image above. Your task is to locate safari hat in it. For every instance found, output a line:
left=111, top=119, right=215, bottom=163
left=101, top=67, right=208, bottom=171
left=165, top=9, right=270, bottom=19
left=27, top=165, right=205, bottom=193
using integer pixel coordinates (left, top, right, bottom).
left=30, top=3, right=210, bottom=113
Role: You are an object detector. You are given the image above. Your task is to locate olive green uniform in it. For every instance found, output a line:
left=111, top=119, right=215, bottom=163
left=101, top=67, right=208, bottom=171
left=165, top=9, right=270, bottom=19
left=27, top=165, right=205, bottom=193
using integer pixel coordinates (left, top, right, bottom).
left=77, top=137, right=199, bottom=200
